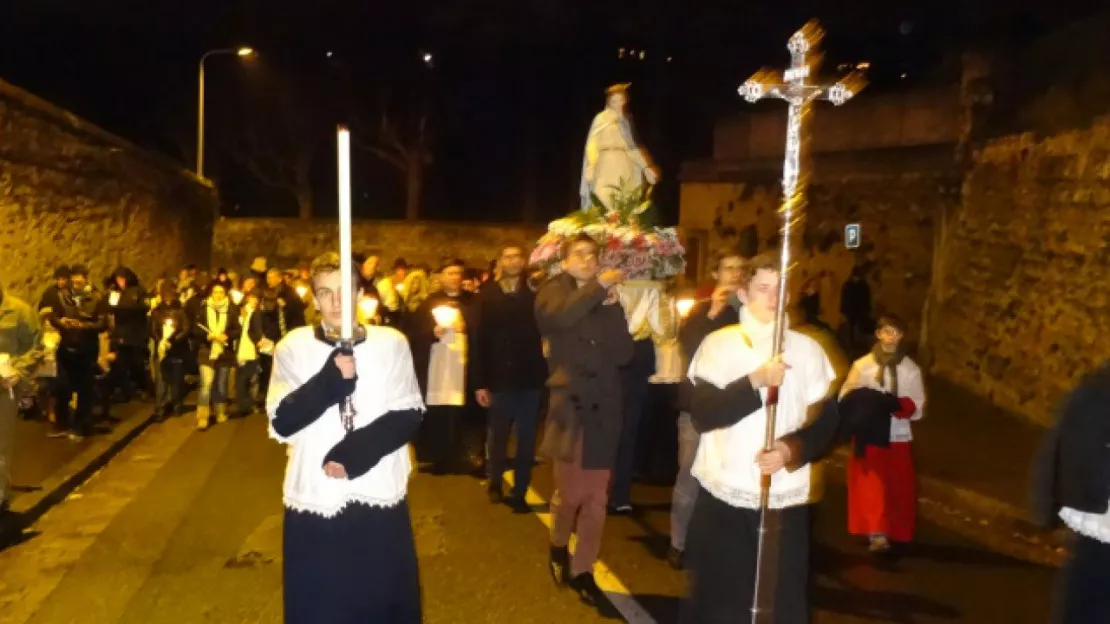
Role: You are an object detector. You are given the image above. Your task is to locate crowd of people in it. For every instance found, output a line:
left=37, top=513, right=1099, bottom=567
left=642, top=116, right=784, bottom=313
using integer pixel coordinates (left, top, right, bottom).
left=0, top=239, right=1104, bottom=623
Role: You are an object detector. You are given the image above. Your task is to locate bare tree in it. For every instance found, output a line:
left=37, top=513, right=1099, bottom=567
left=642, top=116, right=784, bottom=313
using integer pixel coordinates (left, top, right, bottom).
left=227, top=73, right=327, bottom=219
left=353, top=100, right=432, bottom=221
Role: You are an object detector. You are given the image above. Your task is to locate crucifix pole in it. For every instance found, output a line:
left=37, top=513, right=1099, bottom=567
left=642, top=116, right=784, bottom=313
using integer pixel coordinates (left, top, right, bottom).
left=737, top=20, right=865, bottom=623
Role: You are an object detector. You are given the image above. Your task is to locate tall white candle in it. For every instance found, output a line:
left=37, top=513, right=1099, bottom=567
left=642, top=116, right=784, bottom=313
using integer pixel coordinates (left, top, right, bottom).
left=337, top=126, right=354, bottom=341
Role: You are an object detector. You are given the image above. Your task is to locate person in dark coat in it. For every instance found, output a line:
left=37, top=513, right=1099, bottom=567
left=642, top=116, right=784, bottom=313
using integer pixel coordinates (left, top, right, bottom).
left=404, top=259, right=479, bottom=474
left=107, top=266, right=149, bottom=401
left=192, top=282, right=241, bottom=431
left=839, top=266, right=874, bottom=359
left=39, top=266, right=70, bottom=314
left=1032, top=363, right=1110, bottom=624
left=536, top=233, right=633, bottom=615
left=149, top=280, right=191, bottom=421
left=472, top=245, right=547, bottom=512
left=51, top=265, right=107, bottom=439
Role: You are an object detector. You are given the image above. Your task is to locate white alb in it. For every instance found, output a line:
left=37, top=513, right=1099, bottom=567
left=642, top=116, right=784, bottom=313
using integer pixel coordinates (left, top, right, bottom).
left=688, top=307, right=835, bottom=510
left=267, top=325, right=425, bottom=518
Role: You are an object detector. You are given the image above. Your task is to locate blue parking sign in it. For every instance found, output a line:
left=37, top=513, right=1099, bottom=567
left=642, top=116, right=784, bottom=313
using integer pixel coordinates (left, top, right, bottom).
left=845, top=224, right=861, bottom=249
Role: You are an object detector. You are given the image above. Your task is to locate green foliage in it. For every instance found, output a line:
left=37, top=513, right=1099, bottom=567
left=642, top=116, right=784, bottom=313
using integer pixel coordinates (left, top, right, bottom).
left=570, top=179, right=659, bottom=229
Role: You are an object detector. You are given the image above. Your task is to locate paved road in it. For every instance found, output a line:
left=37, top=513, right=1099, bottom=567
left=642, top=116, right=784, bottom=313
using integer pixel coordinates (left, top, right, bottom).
left=0, top=414, right=1056, bottom=623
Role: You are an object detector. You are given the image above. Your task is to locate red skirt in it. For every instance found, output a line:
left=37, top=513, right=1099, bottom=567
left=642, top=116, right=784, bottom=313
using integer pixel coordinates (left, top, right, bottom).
left=847, top=441, right=916, bottom=542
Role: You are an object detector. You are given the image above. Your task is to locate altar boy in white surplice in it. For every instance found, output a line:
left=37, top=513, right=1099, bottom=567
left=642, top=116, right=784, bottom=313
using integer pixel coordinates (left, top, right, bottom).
left=681, top=254, right=842, bottom=624
left=267, top=252, right=425, bottom=623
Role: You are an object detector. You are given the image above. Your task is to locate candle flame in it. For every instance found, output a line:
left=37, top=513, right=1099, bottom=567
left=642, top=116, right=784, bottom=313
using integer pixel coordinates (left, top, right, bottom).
left=676, top=298, right=696, bottom=318
left=295, top=285, right=308, bottom=299
left=359, top=296, right=379, bottom=319
left=431, top=305, right=459, bottom=328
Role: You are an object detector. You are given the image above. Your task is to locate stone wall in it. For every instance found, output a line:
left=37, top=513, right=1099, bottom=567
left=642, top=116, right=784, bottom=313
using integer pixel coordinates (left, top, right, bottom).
left=212, top=218, right=547, bottom=274
left=714, top=89, right=962, bottom=161
left=0, top=78, right=216, bottom=303
left=680, top=146, right=960, bottom=346
left=928, top=117, right=1110, bottom=425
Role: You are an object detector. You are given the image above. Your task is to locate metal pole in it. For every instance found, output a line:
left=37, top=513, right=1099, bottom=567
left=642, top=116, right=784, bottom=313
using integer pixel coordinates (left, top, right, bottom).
left=196, top=58, right=206, bottom=178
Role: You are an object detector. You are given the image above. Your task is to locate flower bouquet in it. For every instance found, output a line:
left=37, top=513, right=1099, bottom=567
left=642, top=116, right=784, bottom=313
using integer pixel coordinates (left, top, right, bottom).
left=530, top=183, right=686, bottom=281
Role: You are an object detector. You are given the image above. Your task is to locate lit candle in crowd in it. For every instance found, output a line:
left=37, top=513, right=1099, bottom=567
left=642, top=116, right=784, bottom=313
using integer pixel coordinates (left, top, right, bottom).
left=230, top=289, right=244, bottom=305
left=359, top=296, right=379, bottom=322
left=431, top=305, right=459, bottom=328
left=295, top=285, right=308, bottom=300
left=676, top=298, right=696, bottom=318
left=108, top=291, right=121, bottom=307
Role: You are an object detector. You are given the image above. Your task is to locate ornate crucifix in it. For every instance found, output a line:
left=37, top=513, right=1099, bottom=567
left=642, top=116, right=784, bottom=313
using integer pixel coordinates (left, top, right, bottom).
left=737, top=20, right=865, bottom=623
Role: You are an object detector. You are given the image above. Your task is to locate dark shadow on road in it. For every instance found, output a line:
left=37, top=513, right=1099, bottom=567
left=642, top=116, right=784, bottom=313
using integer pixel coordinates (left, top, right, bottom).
left=627, top=533, right=671, bottom=561
left=814, top=540, right=1050, bottom=576
left=812, top=585, right=963, bottom=622
left=632, top=593, right=682, bottom=624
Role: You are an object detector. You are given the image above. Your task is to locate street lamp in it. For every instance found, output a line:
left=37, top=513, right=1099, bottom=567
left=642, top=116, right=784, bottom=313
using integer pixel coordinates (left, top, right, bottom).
left=196, top=46, right=255, bottom=178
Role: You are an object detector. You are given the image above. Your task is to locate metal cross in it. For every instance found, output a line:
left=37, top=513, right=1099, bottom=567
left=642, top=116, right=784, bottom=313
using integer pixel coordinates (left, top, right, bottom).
left=737, top=19, right=865, bottom=624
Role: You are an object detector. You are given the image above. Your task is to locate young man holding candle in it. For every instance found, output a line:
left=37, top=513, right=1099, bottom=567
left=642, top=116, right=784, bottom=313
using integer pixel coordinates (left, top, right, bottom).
left=681, top=254, right=840, bottom=623
left=405, top=259, right=480, bottom=475
left=536, top=233, right=633, bottom=615
left=150, top=281, right=191, bottom=421
left=268, top=252, right=424, bottom=623
left=52, top=265, right=107, bottom=441
left=668, top=245, right=745, bottom=569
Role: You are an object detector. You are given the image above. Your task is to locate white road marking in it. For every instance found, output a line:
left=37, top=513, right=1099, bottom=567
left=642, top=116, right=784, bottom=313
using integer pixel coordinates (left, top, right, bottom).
left=502, top=472, right=659, bottom=624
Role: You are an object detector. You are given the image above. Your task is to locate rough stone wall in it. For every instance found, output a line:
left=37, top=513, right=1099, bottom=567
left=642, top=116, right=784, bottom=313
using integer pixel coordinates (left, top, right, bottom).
left=715, top=89, right=962, bottom=161
left=680, top=152, right=958, bottom=346
left=212, top=218, right=547, bottom=274
left=929, top=117, right=1110, bottom=425
left=0, top=78, right=215, bottom=304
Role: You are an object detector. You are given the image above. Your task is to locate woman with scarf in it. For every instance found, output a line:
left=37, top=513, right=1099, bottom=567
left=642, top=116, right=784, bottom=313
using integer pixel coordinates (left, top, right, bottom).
left=192, top=282, right=241, bottom=431
left=839, top=314, right=926, bottom=553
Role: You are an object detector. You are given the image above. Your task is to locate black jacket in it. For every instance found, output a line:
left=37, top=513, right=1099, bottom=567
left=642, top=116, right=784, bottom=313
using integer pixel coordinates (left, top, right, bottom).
left=109, top=267, right=149, bottom=348
left=39, top=285, right=65, bottom=313
left=52, top=287, right=107, bottom=357
left=471, top=277, right=546, bottom=393
left=404, top=290, right=479, bottom=399
left=839, top=387, right=901, bottom=456
left=536, top=273, right=634, bottom=469
left=1031, top=363, right=1110, bottom=528
left=257, top=284, right=307, bottom=341
left=676, top=300, right=740, bottom=413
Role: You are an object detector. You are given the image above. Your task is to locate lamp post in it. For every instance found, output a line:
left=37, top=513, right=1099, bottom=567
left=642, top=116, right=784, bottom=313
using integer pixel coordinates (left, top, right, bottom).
left=196, top=46, right=254, bottom=179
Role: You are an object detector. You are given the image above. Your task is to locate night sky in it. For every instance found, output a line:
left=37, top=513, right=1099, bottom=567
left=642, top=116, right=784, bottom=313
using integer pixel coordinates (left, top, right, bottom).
left=0, top=0, right=1101, bottom=223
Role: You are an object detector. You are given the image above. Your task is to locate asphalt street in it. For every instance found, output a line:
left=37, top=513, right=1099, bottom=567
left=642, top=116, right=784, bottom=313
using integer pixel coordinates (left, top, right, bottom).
left=0, top=414, right=1057, bottom=624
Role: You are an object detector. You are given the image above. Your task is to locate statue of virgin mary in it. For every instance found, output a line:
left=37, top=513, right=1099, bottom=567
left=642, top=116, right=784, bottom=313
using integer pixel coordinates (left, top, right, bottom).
left=579, top=84, right=659, bottom=210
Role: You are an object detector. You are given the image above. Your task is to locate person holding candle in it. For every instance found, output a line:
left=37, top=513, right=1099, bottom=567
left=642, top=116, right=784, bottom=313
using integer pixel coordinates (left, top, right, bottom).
left=107, top=266, right=150, bottom=403
left=150, top=281, right=191, bottom=421
left=405, top=259, right=479, bottom=475
left=535, top=233, right=633, bottom=614
left=268, top=252, right=424, bottom=623
left=667, top=245, right=745, bottom=570
left=234, top=290, right=264, bottom=418
left=192, top=282, right=241, bottom=431
left=51, top=265, right=107, bottom=441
